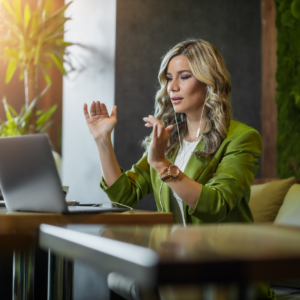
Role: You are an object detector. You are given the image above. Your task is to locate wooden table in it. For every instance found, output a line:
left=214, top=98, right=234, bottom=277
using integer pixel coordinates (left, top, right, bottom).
left=0, top=208, right=172, bottom=300
left=0, top=208, right=173, bottom=230
left=40, top=223, right=300, bottom=300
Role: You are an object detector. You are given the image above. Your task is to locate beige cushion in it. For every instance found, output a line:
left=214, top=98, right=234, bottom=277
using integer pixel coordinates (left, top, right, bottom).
left=249, top=177, right=296, bottom=223
left=271, top=184, right=300, bottom=289
left=275, top=184, right=300, bottom=226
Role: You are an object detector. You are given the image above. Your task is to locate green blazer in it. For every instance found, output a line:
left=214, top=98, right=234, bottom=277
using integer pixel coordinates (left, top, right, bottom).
left=100, top=120, right=262, bottom=224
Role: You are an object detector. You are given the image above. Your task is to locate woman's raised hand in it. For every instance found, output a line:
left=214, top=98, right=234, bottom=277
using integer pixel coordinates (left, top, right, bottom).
left=143, top=115, right=173, bottom=170
left=83, top=101, right=117, bottom=141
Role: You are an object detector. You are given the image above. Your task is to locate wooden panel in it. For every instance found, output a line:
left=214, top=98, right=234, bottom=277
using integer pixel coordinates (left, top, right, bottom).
left=39, top=65, right=63, bottom=153
left=0, top=209, right=173, bottom=231
left=0, top=231, right=35, bottom=255
left=261, top=0, right=278, bottom=178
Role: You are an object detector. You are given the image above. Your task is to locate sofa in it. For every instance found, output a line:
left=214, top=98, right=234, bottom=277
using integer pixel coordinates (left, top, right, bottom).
left=249, top=177, right=300, bottom=300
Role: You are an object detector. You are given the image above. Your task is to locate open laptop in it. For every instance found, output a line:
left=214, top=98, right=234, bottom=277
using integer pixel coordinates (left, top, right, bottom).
left=0, top=135, right=129, bottom=214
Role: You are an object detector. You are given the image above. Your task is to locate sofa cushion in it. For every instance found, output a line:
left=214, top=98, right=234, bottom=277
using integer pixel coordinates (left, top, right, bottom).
left=272, top=184, right=300, bottom=290
left=249, top=177, right=296, bottom=223
left=275, top=184, right=300, bottom=226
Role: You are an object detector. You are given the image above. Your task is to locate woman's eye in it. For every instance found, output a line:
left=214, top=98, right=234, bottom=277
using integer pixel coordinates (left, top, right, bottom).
left=181, top=76, right=191, bottom=80
left=166, top=77, right=172, bottom=82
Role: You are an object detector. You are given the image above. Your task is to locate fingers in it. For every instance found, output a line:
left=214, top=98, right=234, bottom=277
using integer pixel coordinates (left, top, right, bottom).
left=152, top=123, right=158, bottom=143
left=111, top=105, right=117, bottom=119
left=101, top=103, right=108, bottom=115
left=143, top=117, right=152, bottom=127
left=96, top=101, right=101, bottom=115
left=144, top=115, right=167, bottom=137
left=143, top=115, right=160, bottom=128
left=144, top=121, right=153, bottom=127
left=144, top=116, right=171, bottom=139
left=165, top=125, right=174, bottom=134
left=89, top=101, right=110, bottom=117
left=83, top=103, right=90, bottom=120
left=90, top=101, right=96, bottom=117
left=157, top=123, right=163, bottom=137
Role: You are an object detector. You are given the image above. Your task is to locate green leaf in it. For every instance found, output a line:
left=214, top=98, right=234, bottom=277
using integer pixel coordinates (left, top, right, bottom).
left=5, top=60, right=18, bottom=83
left=28, top=48, right=35, bottom=65
left=44, top=29, right=65, bottom=42
left=44, top=0, right=52, bottom=17
left=19, top=83, right=51, bottom=125
left=42, top=2, right=72, bottom=29
left=36, top=104, right=57, bottom=130
left=0, top=0, right=14, bottom=16
left=34, top=34, right=43, bottom=64
left=40, top=60, right=53, bottom=67
left=38, top=120, right=53, bottom=133
left=12, top=0, right=23, bottom=24
left=3, top=98, right=13, bottom=121
left=291, top=91, right=300, bottom=109
left=19, top=106, right=26, bottom=118
left=49, top=53, right=66, bottom=74
left=4, top=48, right=19, bottom=60
left=6, top=103, right=18, bottom=117
left=24, top=14, right=33, bottom=38
left=41, top=68, right=51, bottom=84
left=36, top=110, right=44, bottom=115
left=37, top=0, right=46, bottom=11
left=24, top=4, right=31, bottom=28
left=19, top=67, right=24, bottom=80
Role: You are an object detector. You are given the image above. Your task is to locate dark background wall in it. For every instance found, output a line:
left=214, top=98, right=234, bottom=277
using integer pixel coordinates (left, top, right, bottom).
left=115, top=0, right=262, bottom=211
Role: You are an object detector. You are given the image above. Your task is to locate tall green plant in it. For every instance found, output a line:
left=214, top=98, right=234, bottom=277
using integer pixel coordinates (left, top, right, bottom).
left=275, top=0, right=300, bottom=178
left=0, top=0, right=73, bottom=134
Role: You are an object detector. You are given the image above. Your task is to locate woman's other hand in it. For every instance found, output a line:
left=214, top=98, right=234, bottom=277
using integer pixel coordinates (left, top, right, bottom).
left=143, top=115, right=173, bottom=172
left=84, top=101, right=117, bottom=141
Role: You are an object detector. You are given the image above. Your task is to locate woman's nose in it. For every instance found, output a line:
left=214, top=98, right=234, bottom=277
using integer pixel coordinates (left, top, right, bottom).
left=168, top=79, right=179, bottom=92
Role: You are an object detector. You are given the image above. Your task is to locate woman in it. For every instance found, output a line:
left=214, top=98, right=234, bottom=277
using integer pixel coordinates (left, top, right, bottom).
left=84, top=38, right=260, bottom=224
left=83, top=39, right=275, bottom=299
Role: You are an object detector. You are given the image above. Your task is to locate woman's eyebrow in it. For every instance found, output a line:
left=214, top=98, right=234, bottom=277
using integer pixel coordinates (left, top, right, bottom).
left=166, top=70, right=191, bottom=76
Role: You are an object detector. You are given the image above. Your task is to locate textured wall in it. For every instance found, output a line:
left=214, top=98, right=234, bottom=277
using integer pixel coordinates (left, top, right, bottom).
left=114, top=0, right=262, bottom=211
left=62, top=0, right=116, bottom=203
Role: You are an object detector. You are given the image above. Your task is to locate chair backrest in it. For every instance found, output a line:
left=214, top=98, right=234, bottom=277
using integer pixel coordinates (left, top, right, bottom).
left=249, top=177, right=296, bottom=223
left=274, top=184, right=300, bottom=226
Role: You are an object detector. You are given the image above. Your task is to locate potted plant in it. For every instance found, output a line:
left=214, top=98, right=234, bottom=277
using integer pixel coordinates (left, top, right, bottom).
left=0, top=0, right=73, bottom=137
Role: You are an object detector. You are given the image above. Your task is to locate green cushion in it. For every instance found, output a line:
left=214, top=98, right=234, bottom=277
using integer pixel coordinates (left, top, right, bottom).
left=249, top=177, right=296, bottom=223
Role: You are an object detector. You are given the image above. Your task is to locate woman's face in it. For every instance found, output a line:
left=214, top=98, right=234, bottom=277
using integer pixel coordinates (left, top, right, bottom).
left=166, top=55, right=207, bottom=116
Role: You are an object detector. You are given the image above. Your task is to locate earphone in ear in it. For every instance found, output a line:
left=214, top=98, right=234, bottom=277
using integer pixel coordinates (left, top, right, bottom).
left=197, top=89, right=209, bottom=139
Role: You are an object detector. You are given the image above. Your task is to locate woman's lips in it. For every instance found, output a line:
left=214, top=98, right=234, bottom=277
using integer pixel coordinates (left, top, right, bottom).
left=171, top=98, right=183, bottom=104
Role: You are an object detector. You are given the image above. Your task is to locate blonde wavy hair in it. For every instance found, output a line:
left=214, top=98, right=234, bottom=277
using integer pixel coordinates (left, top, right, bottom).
left=142, top=39, right=232, bottom=158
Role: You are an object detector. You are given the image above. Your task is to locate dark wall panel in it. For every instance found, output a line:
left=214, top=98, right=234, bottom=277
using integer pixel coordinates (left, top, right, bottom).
left=115, top=0, right=261, bottom=210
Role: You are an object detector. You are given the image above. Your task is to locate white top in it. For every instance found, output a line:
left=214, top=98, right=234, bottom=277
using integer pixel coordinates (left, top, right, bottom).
left=172, top=139, right=200, bottom=226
